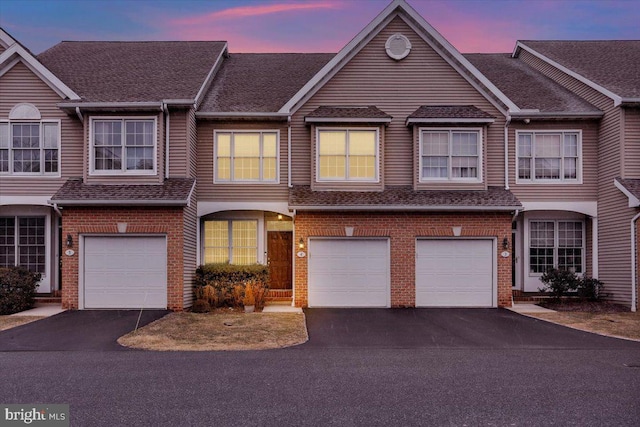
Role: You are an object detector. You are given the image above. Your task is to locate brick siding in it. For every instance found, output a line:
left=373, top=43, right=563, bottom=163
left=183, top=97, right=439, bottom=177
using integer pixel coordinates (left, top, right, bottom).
left=294, top=211, right=513, bottom=308
left=61, top=206, right=185, bottom=311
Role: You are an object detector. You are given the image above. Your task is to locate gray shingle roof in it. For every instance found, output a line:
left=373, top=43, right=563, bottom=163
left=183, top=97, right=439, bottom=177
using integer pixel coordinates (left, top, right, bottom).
left=199, top=53, right=334, bottom=112
left=616, top=178, right=640, bottom=200
left=37, top=41, right=226, bottom=102
left=51, top=178, right=195, bottom=206
left=305, top=106, right=392, bottom=121
left=465, top=53, right=601, bottom=113
left=289, top=186, right=522, bottom=211
left=407, top=105, right=495, bottom=119
left=519, top=41, right=640, bottom=98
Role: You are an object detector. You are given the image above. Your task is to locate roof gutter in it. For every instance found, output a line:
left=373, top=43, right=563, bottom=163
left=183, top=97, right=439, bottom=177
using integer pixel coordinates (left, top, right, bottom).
left=288, top=205, right=523, bottom=212
left=48, top=199, right=189, bottom=207
left=405, top=117, right=495, bottom=125
left=620, top=98, right=640, bottom=107
left=509, top=111, right=604, bottom=120
left=195, top=112, right=289, bottom=120
left=59, top=101, right=164, bottom=111
left=306, top=117, right=392, bottom=124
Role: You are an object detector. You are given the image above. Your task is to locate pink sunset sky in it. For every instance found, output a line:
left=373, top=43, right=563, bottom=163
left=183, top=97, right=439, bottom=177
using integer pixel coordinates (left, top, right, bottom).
left=1, top=0, right=638, bottom=54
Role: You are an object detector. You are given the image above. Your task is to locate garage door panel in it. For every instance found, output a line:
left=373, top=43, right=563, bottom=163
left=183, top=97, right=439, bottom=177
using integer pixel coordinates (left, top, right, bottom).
left=308, top=239, right=389, bottom=307
left=83, top=236, right=167, bottom=309
left=416, top=240, right=494, bottom=307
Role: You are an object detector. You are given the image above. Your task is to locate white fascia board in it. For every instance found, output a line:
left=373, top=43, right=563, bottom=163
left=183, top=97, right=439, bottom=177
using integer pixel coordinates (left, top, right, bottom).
left=194, top=43, right=228, bottom=108
left=520, top=200, right=598, bottom=217
left=510, top=111, right=604, bottom=120
left=0, top=195, right=54, bottom=206
left=0, top=28, right=16, bottom=47
left=305, top=117, right=392, bottom=124
left=288, top=205, right=522, bottom=212
left=49, top=199, right=188, bottom=207
left=198, top=201, right=290, bottom=217
left=279, top=0, right=518, bottom=117
left=0, top=44, right=79, bottom=100
left=278, top=0, right=407, bottom=114
left=514, top=42, right=622, bottom=106
left=620, top=98, right=640, bottom=106
left=163, top=99, right=195, bottom=107
left=614, top=179, right=640, bottom=208
left=405, top=118, right=495, bottom=125
left=195, top=112, right=289, bottom=120
left=59, top=102, right=164, bottom=110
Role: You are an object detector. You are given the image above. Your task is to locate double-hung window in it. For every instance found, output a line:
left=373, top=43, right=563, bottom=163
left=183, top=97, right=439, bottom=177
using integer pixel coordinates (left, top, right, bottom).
left=529, top=220, right=584, bottom=274
left=215, top=131, right=278, bottom=182
left=203, top=220, right=258, bottom=265
left=0, top=121, right=60, bottom=175
left=517, top=131, right=580, bottom=182
left=420, top=129, right=481, bottom=181
left=317, top=129, right=378, bottom=181
left=0, top=216, right=46, bottom=274
left=91, top=118, right=156, bottom=174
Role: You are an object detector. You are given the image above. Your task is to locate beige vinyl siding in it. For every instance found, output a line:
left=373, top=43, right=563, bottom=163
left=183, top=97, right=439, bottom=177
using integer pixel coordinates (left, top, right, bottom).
left=168, top=109, right=188, bottom=177
left=519, top=49, right=632, bottom=306
left=623, top=108, right=640, bottom=177
left=84, top=111, right=165, bottom=185
left=187, top=109, right=198, bottom=178
left=290, top=16, right=505, bottom=189
left=0, top=45, right=5, bottom=55
left=196, top=120, right=289, bottom=201
left=508, top=121, right=599, bottom=200
left=182, top=195, right=197, bottom=308
left=0, top=60, right=83, bottom=196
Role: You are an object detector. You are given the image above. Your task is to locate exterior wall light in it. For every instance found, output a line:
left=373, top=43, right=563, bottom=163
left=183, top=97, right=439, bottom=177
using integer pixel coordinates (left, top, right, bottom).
left=298, top=238, right=305, bottom=249
left=502, top=237, right=509, bottom=250
left=66, top=234, right=73, bottom=248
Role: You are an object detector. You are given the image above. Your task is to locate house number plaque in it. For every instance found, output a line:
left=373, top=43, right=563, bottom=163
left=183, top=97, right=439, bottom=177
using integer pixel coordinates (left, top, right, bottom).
left=65, top=249, right=75, bottom=256
left=500, top=251, right=509, bottom=258
left=297, top=251, right=306, bottom=258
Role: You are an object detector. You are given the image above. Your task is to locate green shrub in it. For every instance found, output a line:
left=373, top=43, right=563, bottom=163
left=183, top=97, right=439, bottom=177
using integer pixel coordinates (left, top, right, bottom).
left=538, top=268, right=579, bottom=300
left=194, top=263, right=270, bottom=308
left=577, top=276, right=606, bottom=301
left=0, top=266, right=41, bottom=315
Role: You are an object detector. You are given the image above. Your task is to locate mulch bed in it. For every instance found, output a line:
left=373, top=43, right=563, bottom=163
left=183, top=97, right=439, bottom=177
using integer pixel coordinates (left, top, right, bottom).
left=538, top=300, right=630, bottom=313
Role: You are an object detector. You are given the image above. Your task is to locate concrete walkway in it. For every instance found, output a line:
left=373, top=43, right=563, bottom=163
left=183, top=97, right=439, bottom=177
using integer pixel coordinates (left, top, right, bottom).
left=262, top=305, right=303, bottom=313
left=507, top=303, right=556, bottom=314
left=10, top=303, right=66, bottom=317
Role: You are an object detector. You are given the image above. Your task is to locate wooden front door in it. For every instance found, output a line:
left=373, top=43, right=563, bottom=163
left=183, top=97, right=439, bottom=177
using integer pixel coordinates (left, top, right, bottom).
left=267, top=231, right=292, bottom=289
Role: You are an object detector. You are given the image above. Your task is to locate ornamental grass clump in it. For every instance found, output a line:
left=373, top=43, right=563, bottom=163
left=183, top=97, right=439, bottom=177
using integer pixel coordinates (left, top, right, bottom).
left=194, top=263, right=270, bottom=309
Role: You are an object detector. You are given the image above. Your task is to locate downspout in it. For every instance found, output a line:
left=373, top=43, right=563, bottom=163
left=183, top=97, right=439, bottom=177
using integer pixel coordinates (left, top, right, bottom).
left=631, top=212, right=640, bottom=312
left=75, top=107, right=83, bottom=124
left=50, top=202, right=63, bottom=217
left=163, top=103, right=170, bottom=179
left=504, top=116, right=511, bottom=190
left=287, top=115, right=292, bottom=188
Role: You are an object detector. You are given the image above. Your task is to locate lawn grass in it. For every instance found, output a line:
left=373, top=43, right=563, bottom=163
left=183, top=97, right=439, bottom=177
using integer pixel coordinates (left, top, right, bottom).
left=0, top=315, right=45, bottom=331
left=527, top=311, right=640, bottom=341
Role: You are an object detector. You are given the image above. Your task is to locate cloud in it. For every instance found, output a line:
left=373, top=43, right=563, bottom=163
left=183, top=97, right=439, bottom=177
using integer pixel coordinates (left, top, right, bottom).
left=170, top=1, right=341, bottom=26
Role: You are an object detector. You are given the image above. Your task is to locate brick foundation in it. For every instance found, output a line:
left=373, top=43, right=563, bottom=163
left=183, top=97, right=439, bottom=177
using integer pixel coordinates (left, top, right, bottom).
left=61, top=206, right=185, bottom=311
left=294, top=211, right=513, bottom=308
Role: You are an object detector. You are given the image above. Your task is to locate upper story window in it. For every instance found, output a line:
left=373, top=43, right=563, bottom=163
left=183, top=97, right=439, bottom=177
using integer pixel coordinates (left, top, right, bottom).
left=1, top=104, right=60, bottom=176
left=419, top=129, right=481, bottom=181
left=317, top=128, right=378, bottom=181
left=90, top=118, right=156, bottom=175
left=214, top=131, right=278, bottom=183
left=517, top=131, right=581, bottom=183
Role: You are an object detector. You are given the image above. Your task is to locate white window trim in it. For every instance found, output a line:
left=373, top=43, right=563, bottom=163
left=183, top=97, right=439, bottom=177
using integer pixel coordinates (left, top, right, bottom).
left=526, top=218, right=586, bottom=277
left=515, top=130, right=583, bottom=184
left=0, top=209, right=51, bottom=291
left=418, top=127, right=483, bottom=183
left=213, top=130, right=280, bottom=184
left=315, top=127, right=380, bottom=183
left=89, top=116, right=158, bottom=176
left=0, top=119, right=62, bottom=178
left=201, top=215, right=264, bottom=265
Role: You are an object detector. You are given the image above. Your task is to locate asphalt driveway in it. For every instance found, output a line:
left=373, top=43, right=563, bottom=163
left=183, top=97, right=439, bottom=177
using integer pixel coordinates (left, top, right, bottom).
left=0, top=309, right=169, bottom=351
left=303, top=308, right=639, bottom=349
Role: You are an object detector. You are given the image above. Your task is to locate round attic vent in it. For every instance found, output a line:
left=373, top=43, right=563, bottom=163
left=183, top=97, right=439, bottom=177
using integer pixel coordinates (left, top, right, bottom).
left=385, top=33, right=411, bottom=60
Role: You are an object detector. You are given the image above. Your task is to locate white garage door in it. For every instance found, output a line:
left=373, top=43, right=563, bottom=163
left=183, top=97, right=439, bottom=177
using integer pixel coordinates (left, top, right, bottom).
left=308, top=239, right=390, bottom=307
left=83, top=236, right=167, bottom=309
left=416, top=239, right=494, bottom=307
